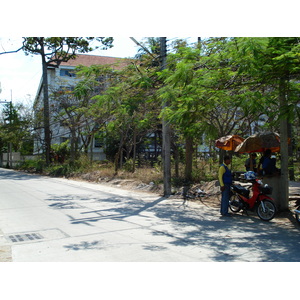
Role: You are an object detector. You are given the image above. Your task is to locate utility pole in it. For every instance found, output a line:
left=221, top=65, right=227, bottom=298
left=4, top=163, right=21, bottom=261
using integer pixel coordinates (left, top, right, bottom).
left=40, top=41, right=51, bottom=166
left=160, top=37, right=172, bottom=197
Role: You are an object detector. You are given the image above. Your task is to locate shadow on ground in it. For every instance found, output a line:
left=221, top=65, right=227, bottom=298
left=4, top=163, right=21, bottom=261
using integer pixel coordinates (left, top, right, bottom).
left=47, top=189, right=300, bottom=262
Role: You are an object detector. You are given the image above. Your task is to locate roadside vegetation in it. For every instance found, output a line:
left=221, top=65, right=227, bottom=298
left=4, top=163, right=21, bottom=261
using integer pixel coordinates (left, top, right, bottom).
left=16, top=150, right=300, bottom=187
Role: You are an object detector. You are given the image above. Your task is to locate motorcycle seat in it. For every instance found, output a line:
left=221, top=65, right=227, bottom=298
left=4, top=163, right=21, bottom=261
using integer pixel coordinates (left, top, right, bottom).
left=232, top=185, right=250, bottom=197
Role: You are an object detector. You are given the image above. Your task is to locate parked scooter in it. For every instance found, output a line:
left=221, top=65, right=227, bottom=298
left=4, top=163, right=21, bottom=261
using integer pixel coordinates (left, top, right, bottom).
left=294, top=199, right=300, bottom=224
left=229, top=171, right=277, bottom=221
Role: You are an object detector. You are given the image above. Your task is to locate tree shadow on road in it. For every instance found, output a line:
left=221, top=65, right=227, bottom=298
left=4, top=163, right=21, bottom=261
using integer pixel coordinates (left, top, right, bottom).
left=64, top=240, right=105, bottom=251
left=0, top=168, right=42, bottom=180
left=150, top=201, right=300, bottom=261
left=44, top=185, right=300, bottom=262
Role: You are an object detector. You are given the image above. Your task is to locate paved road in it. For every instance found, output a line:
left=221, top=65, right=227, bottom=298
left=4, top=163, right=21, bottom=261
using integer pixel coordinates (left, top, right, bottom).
left=0, top=168, right=299, bottom=262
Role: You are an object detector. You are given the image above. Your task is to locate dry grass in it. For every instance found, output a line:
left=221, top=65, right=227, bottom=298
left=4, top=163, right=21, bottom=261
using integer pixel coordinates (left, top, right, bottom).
left=117, top=168, right=163, bottom=184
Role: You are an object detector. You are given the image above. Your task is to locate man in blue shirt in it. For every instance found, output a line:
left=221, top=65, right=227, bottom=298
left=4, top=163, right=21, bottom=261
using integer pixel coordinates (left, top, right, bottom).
left=218, top=155, right=233, bottom=217
left=258, top=149, right=279, bottom=175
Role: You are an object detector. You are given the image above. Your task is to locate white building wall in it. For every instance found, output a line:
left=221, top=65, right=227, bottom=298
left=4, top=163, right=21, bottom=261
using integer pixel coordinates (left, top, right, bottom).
left=34, top=65, right=106, bottom=161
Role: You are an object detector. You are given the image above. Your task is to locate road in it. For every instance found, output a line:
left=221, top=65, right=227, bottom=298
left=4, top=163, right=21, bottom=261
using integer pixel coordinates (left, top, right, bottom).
left=0, top=168, right=300, bottom=262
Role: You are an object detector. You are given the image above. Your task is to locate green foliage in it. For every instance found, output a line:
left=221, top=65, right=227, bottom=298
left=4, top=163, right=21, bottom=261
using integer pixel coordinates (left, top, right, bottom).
left=0, top=102, right=34, bottom=154
left=23, top=37, right=113, bottom=64
left=47, top=164, right=73, bottom=177
left=122, top=158, right=137, bottom=173
left=51, top=140, right=70, bottom=162
left=18, top=159, right=46, bottom=173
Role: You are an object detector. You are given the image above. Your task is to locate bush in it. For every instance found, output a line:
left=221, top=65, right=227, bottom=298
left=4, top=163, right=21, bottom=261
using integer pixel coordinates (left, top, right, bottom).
left=47, top=164, right=74, bottom=177
left=123, top=159, right=137, bottom=172
left=18, top=159, right=46, bottom=173
left=51, top=141, right=70, bottom=163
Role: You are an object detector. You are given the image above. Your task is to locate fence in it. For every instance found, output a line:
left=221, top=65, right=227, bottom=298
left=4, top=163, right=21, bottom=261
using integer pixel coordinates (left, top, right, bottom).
left=0, top=152, right=36, bottom=168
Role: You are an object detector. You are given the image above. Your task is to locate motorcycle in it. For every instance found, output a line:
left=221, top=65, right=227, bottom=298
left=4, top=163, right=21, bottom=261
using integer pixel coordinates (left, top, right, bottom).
left=294, top=199, right=300, bottom=224
left=229, top=173, right=277, bottom=221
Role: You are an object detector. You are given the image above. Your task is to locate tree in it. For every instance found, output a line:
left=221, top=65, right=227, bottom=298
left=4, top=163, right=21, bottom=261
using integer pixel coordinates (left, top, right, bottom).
left=22, top=37, right=113, bottom=164
left=88, top=61, right=160, bottom=173
left=158, top=48, right=199, bottom=182
left=223, top=37, right=300, bottom=209
left=158, top=41, right=251, bottom=179
left=0, top=102, right=34, bottom=156
left=51, top=87, right=86, bottom=163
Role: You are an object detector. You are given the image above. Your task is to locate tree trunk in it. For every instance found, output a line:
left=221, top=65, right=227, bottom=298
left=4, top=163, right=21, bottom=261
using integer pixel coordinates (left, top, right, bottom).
left=114, top=133, right=124, bottom=174
left=161, top=37, right=171, bottom=197
left=185, top=136, right=193, bottom=182
left=132, top=129, right=137, bottom=173
left=173, top=143, right=179, bottom=178
left=41, top=47, right=51, bottom=165
left=218, top=149, right=225, bottom=165
left=279, top=77, right=289, bottom=211
left=162, top=118, right=171, bottom=196
left=288, top=122, right=295, bottom=181
left=70, top=127, right=76, bottom=163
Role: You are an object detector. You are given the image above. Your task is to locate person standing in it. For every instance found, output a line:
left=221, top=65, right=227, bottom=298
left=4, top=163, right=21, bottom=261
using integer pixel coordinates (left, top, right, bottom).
left=257, top=149, right=278, bottom=175
left=244, top=153, right=257, bottom=172
left=218, top=155, right=233, bottom=217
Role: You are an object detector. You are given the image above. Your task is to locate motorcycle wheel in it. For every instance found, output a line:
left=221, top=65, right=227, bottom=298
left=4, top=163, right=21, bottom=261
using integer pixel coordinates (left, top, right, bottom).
left=256, top=199, right=276, bottom=221
left=296, top=206, right=300, bottom=224
left=229, top=194, right=241, bottom=213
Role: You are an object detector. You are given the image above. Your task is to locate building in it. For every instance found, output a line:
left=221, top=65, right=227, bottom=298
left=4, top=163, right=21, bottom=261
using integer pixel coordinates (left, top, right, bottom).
left=34, top=54, right=130, bottom=160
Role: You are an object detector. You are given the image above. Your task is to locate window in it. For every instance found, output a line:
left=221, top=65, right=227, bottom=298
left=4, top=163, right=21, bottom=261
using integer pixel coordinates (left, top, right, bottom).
left=60, top=69, right=76, bottom=77
left=94, top=137, right=103, bottom=148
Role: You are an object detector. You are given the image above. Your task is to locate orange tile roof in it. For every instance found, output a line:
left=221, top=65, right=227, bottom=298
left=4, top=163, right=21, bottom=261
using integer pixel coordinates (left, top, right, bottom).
left=60, top=54, right=131, bottom=69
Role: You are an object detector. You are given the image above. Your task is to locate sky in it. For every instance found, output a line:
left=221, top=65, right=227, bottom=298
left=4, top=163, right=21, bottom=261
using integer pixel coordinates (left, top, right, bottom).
left=0, top=37, right=142, bottom=106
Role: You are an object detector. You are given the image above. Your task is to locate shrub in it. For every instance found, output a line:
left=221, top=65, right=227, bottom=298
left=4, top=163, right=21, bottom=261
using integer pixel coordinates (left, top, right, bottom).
left=48, top=164, right=73, bottom=177
left=18, top=159, right=46, bottom=173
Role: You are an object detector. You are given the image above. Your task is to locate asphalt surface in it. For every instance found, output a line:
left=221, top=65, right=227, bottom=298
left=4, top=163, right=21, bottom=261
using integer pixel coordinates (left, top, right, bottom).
left=0, top=168, right=300, bottom=262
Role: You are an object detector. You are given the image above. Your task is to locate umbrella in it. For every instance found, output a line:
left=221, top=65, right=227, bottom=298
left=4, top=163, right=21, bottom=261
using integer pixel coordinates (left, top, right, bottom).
left=215, top=135, right=245, bottom=151
left=234, top=132, right=280, bottom=153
